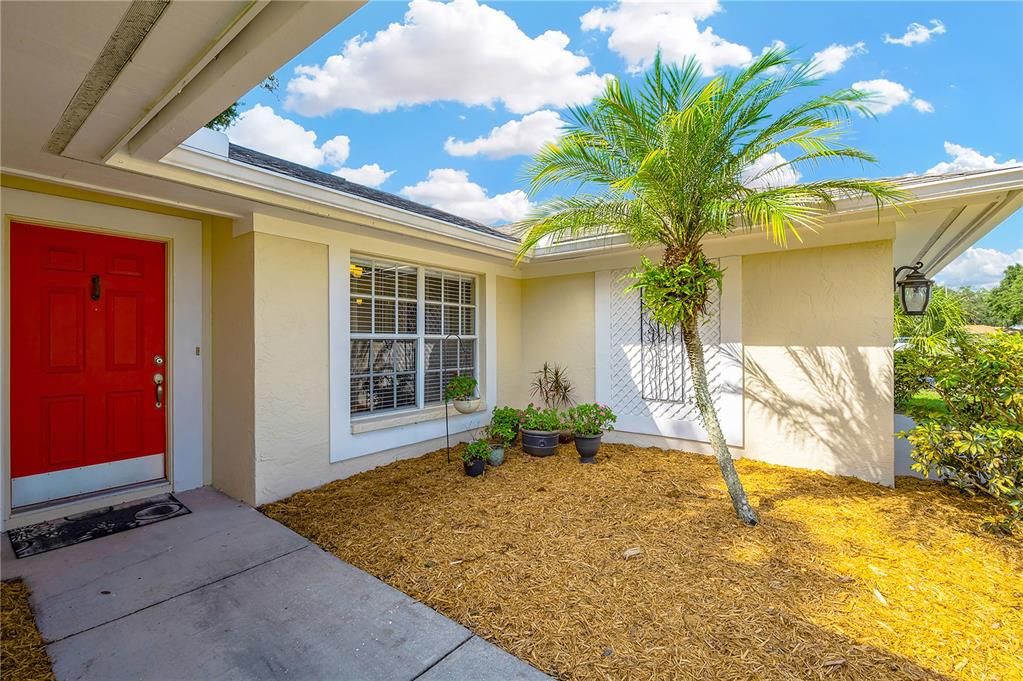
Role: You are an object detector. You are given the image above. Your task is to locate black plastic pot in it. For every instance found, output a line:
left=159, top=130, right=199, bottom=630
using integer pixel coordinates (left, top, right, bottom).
left=463, top=459, right=485, bottom=477
left=558, top=428, right=574, bottom=444
left=574, top=433, right=602, bottom=463
left=521, top=429, right=559, bottom=457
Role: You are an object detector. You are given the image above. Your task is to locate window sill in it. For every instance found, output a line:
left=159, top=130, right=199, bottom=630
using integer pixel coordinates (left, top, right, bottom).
left=351, top=402, right=488, bottom=435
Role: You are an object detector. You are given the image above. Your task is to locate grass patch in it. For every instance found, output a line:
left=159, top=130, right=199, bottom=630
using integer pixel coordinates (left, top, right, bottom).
left=903, top=389, right=949, bottom=419
left=1, top=580, right=54, bottom=681
left=263, top=443, right=1022, bottom=681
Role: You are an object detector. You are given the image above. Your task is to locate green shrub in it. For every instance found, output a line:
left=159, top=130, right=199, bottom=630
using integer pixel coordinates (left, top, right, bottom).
left=462, top=439, right=491, bottom=463
left=491, top=406, right=521, bottom=432
left=901, top=333, right=1023, bottom=534
left=486, top=423, right=515, bottom=447
left=567, top=403, right=617, bottom=436
left=894, top=348, right=928, bottom=411
left=520, top=404, right=562, bottom=431
left=445, top=374, right=477, bottom=401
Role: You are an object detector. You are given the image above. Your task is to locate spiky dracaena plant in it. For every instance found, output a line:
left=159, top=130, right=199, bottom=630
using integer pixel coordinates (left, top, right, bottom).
left=515, top=49, right=908, bottom=525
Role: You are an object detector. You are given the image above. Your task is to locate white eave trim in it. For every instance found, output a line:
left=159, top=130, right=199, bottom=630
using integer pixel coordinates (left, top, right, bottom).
left=153, top=145, right=522, bottom=256
left=534, top=167, right=1023, bottom=258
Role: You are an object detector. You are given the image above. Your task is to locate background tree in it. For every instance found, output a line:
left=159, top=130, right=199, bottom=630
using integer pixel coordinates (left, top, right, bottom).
left=515, top=49, right=905, bottom=525
left=894, top=286, right=968, bottom=353
left=953, top=286, right=997, bottom=326
left=205, top=75, right=280, bottom=131
left=990, top=264, right=1023, bottom=327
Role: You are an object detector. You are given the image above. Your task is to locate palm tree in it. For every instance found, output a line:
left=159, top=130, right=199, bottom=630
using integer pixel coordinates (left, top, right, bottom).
left=515, top=49, right=907, bottom=525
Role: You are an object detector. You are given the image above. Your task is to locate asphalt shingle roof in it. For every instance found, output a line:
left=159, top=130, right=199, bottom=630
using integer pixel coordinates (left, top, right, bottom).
left=228, top=144, right=517, bottom=242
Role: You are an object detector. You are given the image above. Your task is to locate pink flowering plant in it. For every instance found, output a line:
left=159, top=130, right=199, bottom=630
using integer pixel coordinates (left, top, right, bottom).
left=568, top=403, right=617, bottom=437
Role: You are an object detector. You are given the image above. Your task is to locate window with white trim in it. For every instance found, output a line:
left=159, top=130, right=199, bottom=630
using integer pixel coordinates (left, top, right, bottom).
left=349, top=257, right=477, bottom=416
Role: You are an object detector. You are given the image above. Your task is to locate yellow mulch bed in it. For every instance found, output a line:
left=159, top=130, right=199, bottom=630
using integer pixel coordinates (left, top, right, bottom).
left=1, top=580, right=55, bottom=681
left=262, top=443, right=1023, bottom=681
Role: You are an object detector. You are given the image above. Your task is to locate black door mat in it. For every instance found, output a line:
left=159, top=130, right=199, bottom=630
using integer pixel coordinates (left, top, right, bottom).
left=6, top=493, right=190, bottom=559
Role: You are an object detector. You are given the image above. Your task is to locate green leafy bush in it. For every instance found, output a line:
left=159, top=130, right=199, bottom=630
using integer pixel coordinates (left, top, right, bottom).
left=491, top=406, right=521, bottom=432
left=445, top=374, right=477, bottom=401
left=894, top=348, right=926, bottom=411
left=462, top=439, right=491, bottom=463
left=567, top=403, right=617, bottom=436
left=901, top=332, right=1023, bottom=533
left=486, top=423, right=515, bottom=447
left=520, top=404, right=562, bottom=432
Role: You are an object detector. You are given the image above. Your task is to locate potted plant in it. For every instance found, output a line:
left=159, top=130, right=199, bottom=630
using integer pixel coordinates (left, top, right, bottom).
left=491, top=406, right=522, bottom=443
left=520, top=404, right=562, bottom=457
left=446, top=374, right=480, bottom=414
left=462, top=439, right=489, bottom=477
left=568, top=403, right=616, bottom=463
left=486, top=423, right=514, bottom=466
left=530, top=363, right=575, bottom=442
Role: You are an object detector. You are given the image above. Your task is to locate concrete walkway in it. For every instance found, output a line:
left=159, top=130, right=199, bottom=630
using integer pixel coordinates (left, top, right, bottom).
left=1, top=488, right=548, bottom=681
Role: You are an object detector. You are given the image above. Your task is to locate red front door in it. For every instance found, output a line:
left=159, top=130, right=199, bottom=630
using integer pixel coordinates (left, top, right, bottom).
left=10, top=222, right=167, bottom=506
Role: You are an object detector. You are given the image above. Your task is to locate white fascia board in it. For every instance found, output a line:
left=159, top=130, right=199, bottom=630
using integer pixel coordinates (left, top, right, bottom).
left=127, top=147, right=522, bottom=258
left=534, top=167, right=1023, bottom=259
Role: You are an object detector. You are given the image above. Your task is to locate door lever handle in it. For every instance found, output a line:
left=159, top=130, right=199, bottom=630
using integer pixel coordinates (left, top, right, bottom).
left=154, top=373, right=164, bottom=409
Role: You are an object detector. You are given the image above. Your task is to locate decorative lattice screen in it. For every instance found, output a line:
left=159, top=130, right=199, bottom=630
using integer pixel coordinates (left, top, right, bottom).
left=608, top=269, right=721, bottom=422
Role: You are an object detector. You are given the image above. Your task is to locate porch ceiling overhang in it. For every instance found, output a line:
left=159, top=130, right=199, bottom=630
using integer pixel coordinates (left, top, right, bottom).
left=1, top=0, right=362, bottom=217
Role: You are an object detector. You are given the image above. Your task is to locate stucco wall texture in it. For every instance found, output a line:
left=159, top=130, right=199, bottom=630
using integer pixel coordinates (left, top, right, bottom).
left=213, top=227, right=894, bottom=506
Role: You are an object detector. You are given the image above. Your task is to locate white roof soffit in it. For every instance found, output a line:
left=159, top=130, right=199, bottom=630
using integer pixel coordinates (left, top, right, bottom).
left=2, top=0, right=362, bottom=170
left=532, top=167, right=1023, bottom=261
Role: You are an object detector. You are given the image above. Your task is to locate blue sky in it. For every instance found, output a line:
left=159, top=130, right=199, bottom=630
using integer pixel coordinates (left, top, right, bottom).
left=228, top=0, right=1023, bottom=288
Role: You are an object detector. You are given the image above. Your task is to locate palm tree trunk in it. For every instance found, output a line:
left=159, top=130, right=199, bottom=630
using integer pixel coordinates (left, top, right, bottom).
left=681, top=314, right=758, bottom=525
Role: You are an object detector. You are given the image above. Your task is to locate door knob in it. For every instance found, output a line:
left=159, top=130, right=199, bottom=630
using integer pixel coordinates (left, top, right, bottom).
left=154, top=373, right=164, bottom=409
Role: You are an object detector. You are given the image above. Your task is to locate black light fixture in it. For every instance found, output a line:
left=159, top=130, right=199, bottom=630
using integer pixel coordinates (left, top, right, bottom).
left=894, top=261, right=934, bottom=316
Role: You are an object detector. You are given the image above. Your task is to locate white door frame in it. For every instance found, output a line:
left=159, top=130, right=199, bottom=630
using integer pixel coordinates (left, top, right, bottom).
left=1, top=187, right=205, bottom=528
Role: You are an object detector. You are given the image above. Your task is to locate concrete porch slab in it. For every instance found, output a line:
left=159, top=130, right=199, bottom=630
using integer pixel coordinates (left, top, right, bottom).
left=3, top=487, right=309, bottom=641
left=47, top=545, right=473, bottom=681
left=1, top=487, right=548, bottom=681
left=418, top=635, right=551, bottom=681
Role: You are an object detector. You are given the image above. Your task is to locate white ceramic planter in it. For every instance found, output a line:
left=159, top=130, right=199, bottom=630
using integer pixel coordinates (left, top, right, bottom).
left=453, top=397, right=480, bottom=414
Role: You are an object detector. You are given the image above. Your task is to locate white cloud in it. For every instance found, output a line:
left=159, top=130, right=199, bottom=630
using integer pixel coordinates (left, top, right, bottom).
left=924, top=142, right=1020, bottom=175
left=285, top=0, right=606, bottom=115
left=850, top=79, right=930, bottom=115
left=911, top=98, right=934, bottom=113
left=227, top=104, right=350, bottom=167
left=884, top=19, right=946, bottom=47
left=936, top=247, right=1023, bottom=289
left=444, top=110, right=563, bottom=159
left=400, top=169, right=533, bottom=224
left=740, top=152, right=801, bottom=189
left=227, top=105, right=394, bottom=185
left=810, top=42, right=866, bottom=76
left=580, top=0, right=755, bottom=75
left=332, top=164, right=395, bottom=188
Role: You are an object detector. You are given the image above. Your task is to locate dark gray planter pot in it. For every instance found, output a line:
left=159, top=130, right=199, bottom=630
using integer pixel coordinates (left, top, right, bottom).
left=463, top=459, right=485, bottom=477
left=521, top=429, right=559, bottom=457
left=574, top=433, right=602, bottom=463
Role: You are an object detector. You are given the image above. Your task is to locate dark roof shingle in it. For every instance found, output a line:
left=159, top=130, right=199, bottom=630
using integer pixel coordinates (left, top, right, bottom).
left=228, top=144, right=517, bottom=242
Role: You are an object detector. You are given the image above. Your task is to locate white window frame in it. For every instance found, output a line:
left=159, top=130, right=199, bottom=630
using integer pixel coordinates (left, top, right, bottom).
left=349, top=255, right=477, bottom=419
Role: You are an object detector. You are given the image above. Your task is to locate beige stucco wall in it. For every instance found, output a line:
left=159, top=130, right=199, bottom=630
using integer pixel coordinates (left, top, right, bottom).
left=496, top=276, right=523, bottom=406
left=252, top=233, right=331, bottom=504
left=234, top=216, right=516, bottom=506
left=741, top=240, right=894, bottom=484
left=210, top=222, right=256, bottom=503
left=518, top=273, right=596, bottom=405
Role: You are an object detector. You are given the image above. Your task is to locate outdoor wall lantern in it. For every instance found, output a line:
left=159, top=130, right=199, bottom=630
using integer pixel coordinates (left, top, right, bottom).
left=894, top=261, right=934, bottom=316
